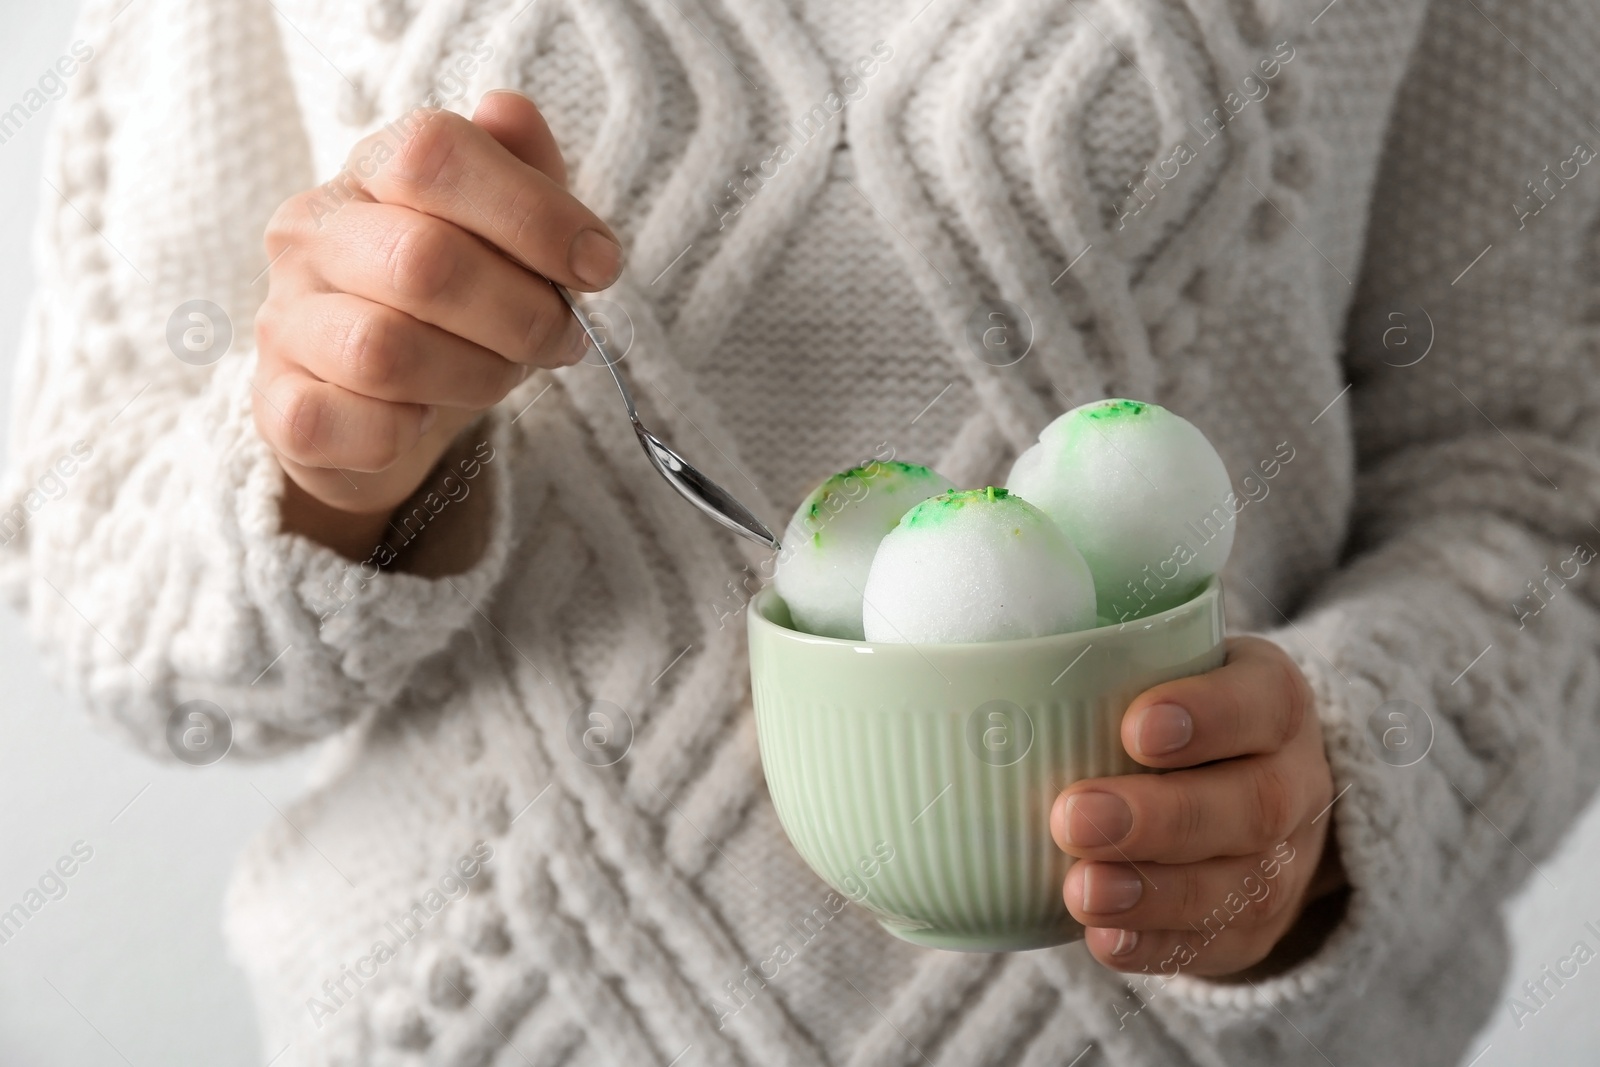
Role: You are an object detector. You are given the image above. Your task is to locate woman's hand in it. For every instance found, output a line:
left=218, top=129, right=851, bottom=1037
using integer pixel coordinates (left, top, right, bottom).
left=1053, top=636, right=1345, bottom=977
left=252, top=91, right=622, bottom=559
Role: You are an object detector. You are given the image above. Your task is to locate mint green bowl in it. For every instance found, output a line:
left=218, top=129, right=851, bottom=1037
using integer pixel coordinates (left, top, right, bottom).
left=748, top=576, right=1226, bottom=952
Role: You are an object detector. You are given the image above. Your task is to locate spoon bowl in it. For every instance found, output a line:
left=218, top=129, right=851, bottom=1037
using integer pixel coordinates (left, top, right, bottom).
left=554, top=285, right=780, bottom=551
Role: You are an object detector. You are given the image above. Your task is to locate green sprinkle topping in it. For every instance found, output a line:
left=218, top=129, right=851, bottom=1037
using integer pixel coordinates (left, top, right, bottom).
left=798, top=461, right=944, bottom=540
left=1047, top=398, right=1163, bottom=455
left=901, top=487, right=1014, bottom=528
left=1082, top=398, right=1150, bottom=421
left=807, top=461, right=936, bottom=517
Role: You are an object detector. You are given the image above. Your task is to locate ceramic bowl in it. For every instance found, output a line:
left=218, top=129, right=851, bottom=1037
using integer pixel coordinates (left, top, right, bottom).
left=748, top=576, right=1226, bottom=951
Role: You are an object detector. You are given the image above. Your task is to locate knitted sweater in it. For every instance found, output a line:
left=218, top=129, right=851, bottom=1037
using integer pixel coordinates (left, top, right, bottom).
left=7, top=0, right=1600, bottom=1063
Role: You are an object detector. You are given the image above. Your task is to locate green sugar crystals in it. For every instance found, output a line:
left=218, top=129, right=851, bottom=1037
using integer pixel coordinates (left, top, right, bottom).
left=804, top=461, right=933, bottom=526
left=901, top=487, right=1017, bottom=528
left=1082, top=398, right=1149, bottom=420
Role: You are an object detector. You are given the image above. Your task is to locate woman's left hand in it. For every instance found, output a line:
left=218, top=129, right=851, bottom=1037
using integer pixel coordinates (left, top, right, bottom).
left=1052, top=635, right=1344, bottom=977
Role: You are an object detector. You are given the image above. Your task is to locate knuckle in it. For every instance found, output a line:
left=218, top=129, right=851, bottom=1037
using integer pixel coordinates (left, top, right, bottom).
left=1254, top=873, right=1294, bottom=923
left=250, top=386, right=276, bottom=445
left=342, top=131, right=390, bottom=185
left=389, top=413, right=415, bottom=468
left=1251, top=766, right=1297, bottom=845
left=519, top=297, right=568, bottom=363
left=335, top=306, right=402, bottom=392
left=1216, top=677, right=1251, bottom=755
left=473, top=359, right=523, bottom=408
left=1174, top=865, right=1203, bottom=919
left=392, top=109, right=461, bottom=188
left=381, top=219, right=456, bottom=302
left=377, top=407, right=418, bottom=472
left=1278, top=660, right=1311, bottom=747
left=1219, top=661, right=1258, bottom=737
left=505, top=185, right=550, bottom=256
left=253, top=302, right=283, bottom=358
left=268, top=192, right=311, bottom=234
left=264, top=194, right=317, bottom=256
left=348, top=415, right=407, bottom=474
left=1167, top=784, right=1206, bottom=851
left=265, top=194, right=298, bottom=232
left=262, top=202, right=293, bottom=252
left=362, top=428, right=407, bottom=474
left=273, top=381, right=324, bottom=463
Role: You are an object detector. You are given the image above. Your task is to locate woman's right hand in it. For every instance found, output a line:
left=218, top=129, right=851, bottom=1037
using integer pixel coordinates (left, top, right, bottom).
left=252, top=90, right=622, bottom=560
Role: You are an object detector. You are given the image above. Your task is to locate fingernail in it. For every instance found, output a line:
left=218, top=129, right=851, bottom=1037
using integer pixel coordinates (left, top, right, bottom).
left=1135, top=702, right=1193, bottom=757
left=569, top=229, right=623, bottom=289
left=418, top=404, right=437, bottom=435
left=1062, top=792, right=1133, bottom=847
left=1111, top=929, right=1140, bottom=957
left=1082, top=865, right=1143, bottom=913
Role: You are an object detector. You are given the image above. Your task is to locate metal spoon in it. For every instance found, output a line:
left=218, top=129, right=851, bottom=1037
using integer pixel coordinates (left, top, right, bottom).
left=553, top=285, right=781, bottom=551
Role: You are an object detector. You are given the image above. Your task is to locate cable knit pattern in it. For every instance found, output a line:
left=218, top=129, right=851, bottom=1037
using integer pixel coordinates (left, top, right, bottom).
left=5, top=0, right=1600, bottom=1064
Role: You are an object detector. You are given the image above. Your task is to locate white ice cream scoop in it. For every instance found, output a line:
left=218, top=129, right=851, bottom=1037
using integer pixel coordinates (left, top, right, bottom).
left=773, top=461, right=956, bottom=639
left=861, top=487, right=1097, bottom=644
left=1006, top=398, right=1234, bottom=623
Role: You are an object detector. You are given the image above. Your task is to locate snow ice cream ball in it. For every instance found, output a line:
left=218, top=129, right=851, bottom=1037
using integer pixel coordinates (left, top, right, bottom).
left=1006, top=398, right=1234, bottom=623
left=861, top=487, right=1097, bottom=644
left=774, top=461, right=957, bottom=640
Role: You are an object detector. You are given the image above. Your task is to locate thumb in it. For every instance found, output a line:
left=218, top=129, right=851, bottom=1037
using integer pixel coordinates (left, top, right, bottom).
left=472, top=89, right=569, bottom=188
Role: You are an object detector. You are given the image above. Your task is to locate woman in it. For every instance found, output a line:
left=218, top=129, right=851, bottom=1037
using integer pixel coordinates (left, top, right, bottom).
left=5, top=0, right=1597, bottom=1063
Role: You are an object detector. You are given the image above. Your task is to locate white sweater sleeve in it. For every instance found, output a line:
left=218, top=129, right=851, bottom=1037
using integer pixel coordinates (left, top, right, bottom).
left=0, top=0, right=519, bottom=758
left=1150, top=0, right=1600, bottom=1054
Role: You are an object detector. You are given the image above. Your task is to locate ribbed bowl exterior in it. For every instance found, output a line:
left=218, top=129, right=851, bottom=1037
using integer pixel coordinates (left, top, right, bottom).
left=749, top=578, right=1226, bottom=952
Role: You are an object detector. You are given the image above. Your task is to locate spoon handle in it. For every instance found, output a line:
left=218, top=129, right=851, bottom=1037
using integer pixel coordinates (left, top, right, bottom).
left=552, top=284, right=639, bottom=422
left=548, top=284, right=781, bottom=552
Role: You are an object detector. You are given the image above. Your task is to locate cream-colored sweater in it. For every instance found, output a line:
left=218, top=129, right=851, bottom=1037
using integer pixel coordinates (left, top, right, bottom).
left=7, top=0, right=1600, bottom=1063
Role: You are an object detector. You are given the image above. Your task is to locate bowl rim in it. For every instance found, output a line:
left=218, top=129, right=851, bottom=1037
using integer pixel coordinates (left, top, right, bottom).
left=750, top=574, right=1223, bottom=654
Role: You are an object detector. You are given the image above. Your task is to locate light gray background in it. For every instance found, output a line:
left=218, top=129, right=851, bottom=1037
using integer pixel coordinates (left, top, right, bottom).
left=1, top=3, right=1597, bottom=1065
